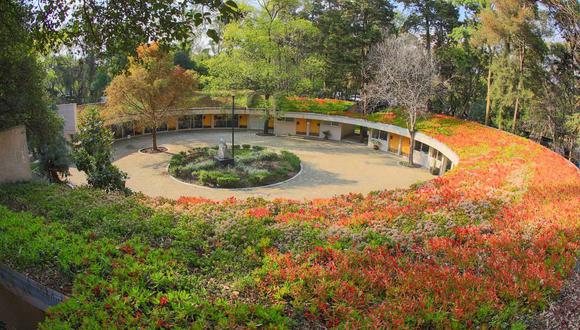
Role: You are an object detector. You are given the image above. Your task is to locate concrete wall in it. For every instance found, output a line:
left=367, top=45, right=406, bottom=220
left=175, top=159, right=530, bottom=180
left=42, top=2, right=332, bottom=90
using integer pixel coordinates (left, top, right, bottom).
left=57, top=103, right=77, bottom=137
left=274, top=119, right=296, bottom=136
left=248, top=115, right=264, bottom=130
left=319, top=122, right=342, bottom=141
left=0, top=126, right=32, bottom=183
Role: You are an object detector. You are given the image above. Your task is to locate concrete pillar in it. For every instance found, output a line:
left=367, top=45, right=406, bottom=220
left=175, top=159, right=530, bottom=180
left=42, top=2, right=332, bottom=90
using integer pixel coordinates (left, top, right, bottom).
left=306, top=121, right=311, bottom=136
left=440, top=157, right=449, bottom=176
left=397, top=136, right=402, bottom=155
left=385, top=133, right=390, bottom=150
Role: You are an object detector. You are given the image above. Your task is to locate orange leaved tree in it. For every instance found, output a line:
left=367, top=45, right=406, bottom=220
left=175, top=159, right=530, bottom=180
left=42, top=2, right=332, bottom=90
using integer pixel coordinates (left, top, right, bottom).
left=105, top=42, right=197, bottom=151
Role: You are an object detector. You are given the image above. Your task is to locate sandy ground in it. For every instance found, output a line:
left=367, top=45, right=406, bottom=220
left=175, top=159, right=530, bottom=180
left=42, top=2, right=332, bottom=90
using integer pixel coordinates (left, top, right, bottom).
left=68, top=130, right=434, bottom=201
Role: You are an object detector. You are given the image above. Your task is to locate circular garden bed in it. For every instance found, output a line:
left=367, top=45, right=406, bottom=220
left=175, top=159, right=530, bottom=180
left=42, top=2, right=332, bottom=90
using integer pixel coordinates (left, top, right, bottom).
left=168, top=145, right=301, bottom=188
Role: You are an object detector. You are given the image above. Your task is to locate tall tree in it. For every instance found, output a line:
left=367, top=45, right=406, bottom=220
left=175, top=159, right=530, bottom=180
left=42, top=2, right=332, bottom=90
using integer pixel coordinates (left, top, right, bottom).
left=1, top=0, right=69, bottom=181
left=306, top=0, right=395, bottom=98
left=28, top=0, right=240, bottom=58
left=105, top=42, right=197, bottom=151
left=473, top=0, right=545, bottom=131
left=203, top=0, right=324, bottom=134
left=367, top=34, right=438, bottom=166
left=399, top=0, right=461, bottom=56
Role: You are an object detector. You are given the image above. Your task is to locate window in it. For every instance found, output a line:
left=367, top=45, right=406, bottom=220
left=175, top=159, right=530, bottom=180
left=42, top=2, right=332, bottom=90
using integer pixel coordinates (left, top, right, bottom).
left=414, top=141, right=422, bottom=152
left=178, top=116, right=192, bottom=129
left=379, top=131, right=388, bottom=140
left=415, top=141, right=430, bottom=153
left=111, top=124, right=123, bottom=139
left=214, top=115, right=239, bottom=128
left=193, top=115, right=203, bottom=128
left=327, top=121, right=340, bottom=126
left=157, top=122, right=168, bottom=131
left=122, top=122, right=134, bottom=137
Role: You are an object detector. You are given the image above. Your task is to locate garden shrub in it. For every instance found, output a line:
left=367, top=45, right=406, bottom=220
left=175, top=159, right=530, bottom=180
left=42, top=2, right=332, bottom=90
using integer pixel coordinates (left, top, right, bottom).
left=257, top=151, right=279, bottom=161
left=216, top=173, right=241, bottom=187
left=281, top=151, right=301, bottom=171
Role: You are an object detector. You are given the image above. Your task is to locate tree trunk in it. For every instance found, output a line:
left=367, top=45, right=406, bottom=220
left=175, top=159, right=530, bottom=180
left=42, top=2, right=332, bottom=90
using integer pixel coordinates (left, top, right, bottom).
left=408, top=130, right=416, bottom=166
left=152, top=127, right=158, bottom=151
left=512, top=45, right=525, bottom=132
left=359, top=127, right=367, bottom=143
left=485, top=54, right=493, bottom=126
left=263, top=116, right=270, bottom=135
left=263, top=95, right=271, bottom=135
left=512, top=89, right=520, bottom=132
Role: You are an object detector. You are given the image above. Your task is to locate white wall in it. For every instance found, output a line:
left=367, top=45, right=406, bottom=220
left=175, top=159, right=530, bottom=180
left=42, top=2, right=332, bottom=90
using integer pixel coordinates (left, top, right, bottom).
left=0, top=126, right=32, bottom=183
left=248, top=115, right=264, bottom=130
left=274, top=119, right=296, bottom=136
left=413, top=150, right=429, bottom=167
left=57, top=103, right=77, bottom=137
left=319, top=123, right=342, bottom=141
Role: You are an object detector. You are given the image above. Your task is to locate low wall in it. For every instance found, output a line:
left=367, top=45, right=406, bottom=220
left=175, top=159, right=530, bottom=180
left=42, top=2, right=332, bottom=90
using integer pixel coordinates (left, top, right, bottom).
left=0, top=126, right=32, bottom=183
left=0, top=265, right=67, bottom=311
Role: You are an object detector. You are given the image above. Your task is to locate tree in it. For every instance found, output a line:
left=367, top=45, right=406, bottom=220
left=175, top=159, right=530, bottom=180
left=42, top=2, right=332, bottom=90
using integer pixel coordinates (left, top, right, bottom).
left=203, top=0, right=324, bottom=134
left=434, top=26, right=486, bottom=119
left=35, top=108, right=71, bottom=183
left=72, top=107, right=128, bottom=193
left=1, top=0, right=69, bottom=182
left=367, top=34, right=438, bottom=166
left=306, top=0, right=395, bottom=98
left=105, top=42, right=197, bottom=151
left=399, top=0, right=461, bottom=56
left=473, top=0, right=545, bottom=132
left=27, top=0, right=240, bottom=58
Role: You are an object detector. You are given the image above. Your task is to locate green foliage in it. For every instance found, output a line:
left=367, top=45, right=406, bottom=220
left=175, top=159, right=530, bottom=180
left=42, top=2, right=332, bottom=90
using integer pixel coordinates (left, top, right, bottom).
left=202, top=2, right=325, bottom=98
left=1, top=0, right=70, bottom=182
left=72, top=107, right=128, bottom=193
left=0, top=182, right=302, bottom=327
left=44, top=53, right=105, bottom=104
left=276, top=96, right=354, bottom=114
left=28, top=0, right=240, bottom=58
left=308, top=0, right=396, bottom=97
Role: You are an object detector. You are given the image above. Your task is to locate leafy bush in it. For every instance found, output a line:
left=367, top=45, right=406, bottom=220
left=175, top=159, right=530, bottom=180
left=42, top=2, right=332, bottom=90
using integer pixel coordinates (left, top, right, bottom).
left=281, top=151, right=301, bottom=171
left=242, top=144, right=251, bottom=149
left=257, top=151, right=279, bottom=161
left=72, top=107, right=128, bottom=193
left=216, top=173, right=241, bottom=187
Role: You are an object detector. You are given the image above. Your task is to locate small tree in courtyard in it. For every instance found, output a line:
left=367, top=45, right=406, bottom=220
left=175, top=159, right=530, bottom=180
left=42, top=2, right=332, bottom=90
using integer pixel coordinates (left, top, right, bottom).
left=367, top=34, right=438, bottom=166
left=105, top=42, right=197, bottom=151
left=72, top=107, right=129, bottom=193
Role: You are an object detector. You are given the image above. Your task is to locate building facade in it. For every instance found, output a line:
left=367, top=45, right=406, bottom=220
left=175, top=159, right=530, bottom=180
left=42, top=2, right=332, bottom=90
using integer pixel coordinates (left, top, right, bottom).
left=57, top=104, right=458, bottom=176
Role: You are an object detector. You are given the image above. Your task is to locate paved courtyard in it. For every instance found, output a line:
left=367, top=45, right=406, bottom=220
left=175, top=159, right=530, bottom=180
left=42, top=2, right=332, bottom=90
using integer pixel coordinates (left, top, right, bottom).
left=68, top=130, right=434, bottom=200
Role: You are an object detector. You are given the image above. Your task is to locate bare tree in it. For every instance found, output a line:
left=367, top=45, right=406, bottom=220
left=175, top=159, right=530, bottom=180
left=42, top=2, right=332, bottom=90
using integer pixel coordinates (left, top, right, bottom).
left=366, top=34, right=438, bottom=166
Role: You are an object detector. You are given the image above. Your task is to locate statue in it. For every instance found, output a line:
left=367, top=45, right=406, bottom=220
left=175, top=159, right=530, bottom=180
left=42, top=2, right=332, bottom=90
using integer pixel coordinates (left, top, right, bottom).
left=215, top=138, right=233, bottom=165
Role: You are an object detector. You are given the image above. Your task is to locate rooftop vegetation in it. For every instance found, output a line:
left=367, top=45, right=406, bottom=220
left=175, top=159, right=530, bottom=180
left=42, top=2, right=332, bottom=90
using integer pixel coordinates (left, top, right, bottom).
left=1, top=120, right=578, bottom=328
